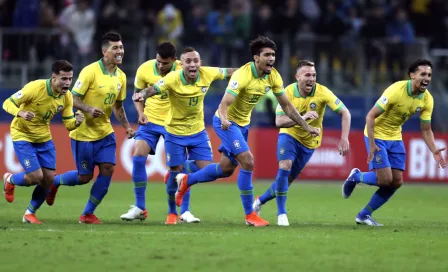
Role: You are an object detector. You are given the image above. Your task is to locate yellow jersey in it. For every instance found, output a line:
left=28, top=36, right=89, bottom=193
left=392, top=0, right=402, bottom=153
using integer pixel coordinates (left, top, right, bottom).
left=154, top=67, right=227, bottom=135
left=365, top=80, right=434, bottom=140
left=276, top=82, right=345, bottom=149
left=70, top=59, right=127, bottom=141
left=134, top=59, right=181, bottom=126
left=2, top=79, right=77, bottom=143
left=216, top=62, right=284, bottom=126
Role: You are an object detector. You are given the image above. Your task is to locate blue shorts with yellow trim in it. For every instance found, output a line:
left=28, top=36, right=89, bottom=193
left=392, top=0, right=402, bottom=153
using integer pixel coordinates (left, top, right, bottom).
left=277, top=133, right=314, bottom=180
left=364, top=136, right=406, bottom=171
left=13, top=140, right=56, bottom=173
left=164, top=130, right=213, bottom=167
left=71, top=133, right=117, bottom=175
left=135, top=122, right=165, bottom=155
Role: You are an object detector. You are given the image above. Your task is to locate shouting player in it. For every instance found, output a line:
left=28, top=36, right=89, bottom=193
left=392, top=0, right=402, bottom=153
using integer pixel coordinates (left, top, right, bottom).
left=173, top=36, right=320, bottom=227
left=342, top=59, right=446, bottom=226
left=2, top=60, right=84, bottom=224
left=47, top=32, right=135, bottom=224
left=132, top=47, right=236, bottom=224
left=253, top=60, right=351, bottom=226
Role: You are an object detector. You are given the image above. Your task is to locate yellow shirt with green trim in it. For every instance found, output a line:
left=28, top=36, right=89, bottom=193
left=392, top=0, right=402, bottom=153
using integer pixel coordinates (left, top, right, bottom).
left=70, top=59, right=127, bottom=141
left=2, top=79, right=77, bottom=143
left=364, top=80, right=434, bottom=141
left=276, top=82, right=345, bottom=149
left=216, top=62, right=284, bottom=126
left=153, top=67, right=227, bottom=135
left=134, top=59, right=182, bottom=126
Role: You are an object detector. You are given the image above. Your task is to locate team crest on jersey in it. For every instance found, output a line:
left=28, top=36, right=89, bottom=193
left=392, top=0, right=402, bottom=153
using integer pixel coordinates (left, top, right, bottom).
left=202, top=87, right=207, bottom=93
left=117, top=83, right=121, bottom=91
left=74, top=80, right=82, bottom=89
left=81, top=160, right=88, bottom=170
left=310, top=102, right=316, bottom=109
left=416, top=107, right=422, bottom=112
left=24, top=159, right=31, bottom=168
left=265, top=86, right=271, bottom=92
left=230, top=80, right=239, bottom=90
left=375, top=154, right=382, bottom=164
left=157, top=79, right=165, bottom=86
left=335, top=99, right=341, bottom=105
left=280, top=148, right=285, bottom=155
left=57, top=105, right=63, bottom=112
left=14, top=90, right=23, bottom=99
left=233, top=140, right=241, bottom=149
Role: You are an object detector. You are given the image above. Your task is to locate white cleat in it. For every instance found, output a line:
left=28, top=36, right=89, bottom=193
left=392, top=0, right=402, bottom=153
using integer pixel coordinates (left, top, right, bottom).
left=120, top=205, right=148, bottom=221
left=252, top=198, right=262, bottom=216
left=180, top=211, right=200, bottom=223
left=277, top=214, right=289, bottom=226
left=356, top=215, right=383, bottom=227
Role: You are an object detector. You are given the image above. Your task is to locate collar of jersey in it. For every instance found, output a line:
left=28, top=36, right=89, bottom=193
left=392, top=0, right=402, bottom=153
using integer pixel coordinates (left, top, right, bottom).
left=98, top=59, right=117, bottom=76
left=153, top=60, right=177, bottom=76
left=46, top=79, right=62, bottom=98
left=294, top=82, right=316, bottom=98
left=180, top=70, right=200, bottom=85
left=406, top=80, right=424, bottom=100
left=250, top=62, right=268, bottom=79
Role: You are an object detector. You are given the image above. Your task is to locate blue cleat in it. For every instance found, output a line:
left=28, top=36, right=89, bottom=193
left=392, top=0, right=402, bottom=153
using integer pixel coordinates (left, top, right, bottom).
left=356, top=214, right=383, bottom=226
left=342, top=168, right=360, bottom=199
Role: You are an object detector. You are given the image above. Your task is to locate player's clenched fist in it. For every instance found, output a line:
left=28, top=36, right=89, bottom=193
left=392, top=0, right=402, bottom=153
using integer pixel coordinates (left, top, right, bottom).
left=88, top=107, right=104, bottom=118
left=75, top=111, right=85, bottom=126
left=221, top=119, right=231, bottom=130
left=18, top=110, right=35, bottom=121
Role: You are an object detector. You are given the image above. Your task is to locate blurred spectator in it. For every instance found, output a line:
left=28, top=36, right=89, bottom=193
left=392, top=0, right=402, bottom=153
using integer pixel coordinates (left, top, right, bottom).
left=408, top=0, right=431, bottom=37
left=386, top=8, right=415, bottom=82
left=35, top=0, right=58, bottom=62
left=183, top=3, right=208, bottom=51
left=361, top=5, right=387, bottom=75
left=207, top=3, right=232, bottom=66
left=252, top=5, right=274, bottom=38
left=0, top=0, right=14, bottom=27
left=155, top=3, right=184, bottom=47
left=12, top=0, right=39, bottom=28
left=117, top=0, right=144, bottom=66
left=230, top=0, right=251, bottom=65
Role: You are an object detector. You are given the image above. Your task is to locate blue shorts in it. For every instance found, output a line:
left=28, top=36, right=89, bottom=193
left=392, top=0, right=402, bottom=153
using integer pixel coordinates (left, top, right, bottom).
left=13, top=140, right=56, bottom=173
left=364, top=136, right=406, bottom=171
left=213, top=115, right=250, bottom=165
left=164, top=130, right=213, bottom=167
left=71, top=133, right=117, bottom=175
left=277, top=133, right=315, bottom=180
left=134, top=122, right=165, bottom=155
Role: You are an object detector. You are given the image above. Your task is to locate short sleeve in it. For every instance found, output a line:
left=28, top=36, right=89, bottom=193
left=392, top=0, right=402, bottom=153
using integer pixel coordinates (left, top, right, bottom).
left=153, top=72, right=173, bottom=95
left=375, top=85, right=397, bottom=112
left=271, top=72, right=285, bottom=97
left=225, top=69, right=248, bottom=97
left=420, top=94, right=433, bottom=123
left=134, top=65, right=147, bottom=90
left=72, top=67, right=94, bottom=97
left=9, top=83, right=34, bottom=107
left=117, top=75, right=127, bottom=101
left=324, top=88, right=345, bottom=113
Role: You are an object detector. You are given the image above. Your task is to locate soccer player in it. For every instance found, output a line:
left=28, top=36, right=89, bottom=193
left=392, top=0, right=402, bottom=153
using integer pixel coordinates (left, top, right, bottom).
left=342, top=59, right=446, bottom=226
left=132, top=46, right=236, bottom=224
left=46, top=32, right=135, bottom=224
left=120, top=42, right=201, bottom=223
left=2, top=60, right=85, bottom=224
left=252, top=60, right=351, bottom=226
left=173, top=36, right=321, bottom=227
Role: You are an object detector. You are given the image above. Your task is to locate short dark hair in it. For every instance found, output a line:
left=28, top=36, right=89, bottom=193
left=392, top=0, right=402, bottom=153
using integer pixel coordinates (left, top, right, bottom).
left=249, top=36, right=277, bottom=56
left=157, top=42, right=177, bottom=59
left=296, top=60, right=315, bottom=71
left=182, top=46, right=196, bottom=54
left=101, top=32, right=122, bottom=48
left=408, top=59, right=432, bottom=76
left=52, top=60, right=73, bottom=74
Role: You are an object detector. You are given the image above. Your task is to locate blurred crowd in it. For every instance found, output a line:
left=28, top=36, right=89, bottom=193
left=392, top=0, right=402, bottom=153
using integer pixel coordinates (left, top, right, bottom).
left=1, top=0, right=448, bottom=86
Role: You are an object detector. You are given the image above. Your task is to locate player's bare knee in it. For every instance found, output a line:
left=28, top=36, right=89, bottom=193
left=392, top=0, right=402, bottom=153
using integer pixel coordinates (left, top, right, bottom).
left=391, top=178, right=403, bottom=189
left=238, top=152, right=254, bottom=171
left=78, top=174, right=93, bottom=184
left=99, top=164, right=115, bottom=176
left=376, top=169, right=393, bottom=186
left=278, top=160, right=292, bottom=171
left=27, top=170, right=44, bottom=185
left=170, top=165, right=183, bottom=172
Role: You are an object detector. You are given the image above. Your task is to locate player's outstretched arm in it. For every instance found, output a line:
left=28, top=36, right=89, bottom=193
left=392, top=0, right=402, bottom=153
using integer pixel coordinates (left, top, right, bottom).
left=217, top=92, right=236, bottom=130
left=113, top=100, right=135, bottom=139
left=224, top=68, right=238, bottom=79
left=73, top=95, right=104, bottom=118
left=275, top=111, right=318, bottom=128
left=421, top=122, right=447, bottom=168
left=133, top=86, right=158, bottom=101
left=276, top=93, right=320, bottom=136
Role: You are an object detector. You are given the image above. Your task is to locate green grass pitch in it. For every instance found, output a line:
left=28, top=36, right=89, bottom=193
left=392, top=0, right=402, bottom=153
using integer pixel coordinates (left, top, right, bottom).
left=1, top=181, right=447, bottom=272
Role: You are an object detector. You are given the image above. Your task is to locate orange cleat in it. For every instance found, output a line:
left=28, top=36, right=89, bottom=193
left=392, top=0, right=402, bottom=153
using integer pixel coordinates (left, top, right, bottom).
left=245, top=212, right=270, bottom=227
left=165, top=213, right=179, bottom=225
left=163, top=170, right=170, bottom=184
left=174, top=174, right=190, bottom=207
left=46, top=184, right=59, bottom=206
left=23, top=214, right=43, bottom=224
left=3, top=173, right=14, bottom=203
left=79, top=214, right=102, bottom=224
